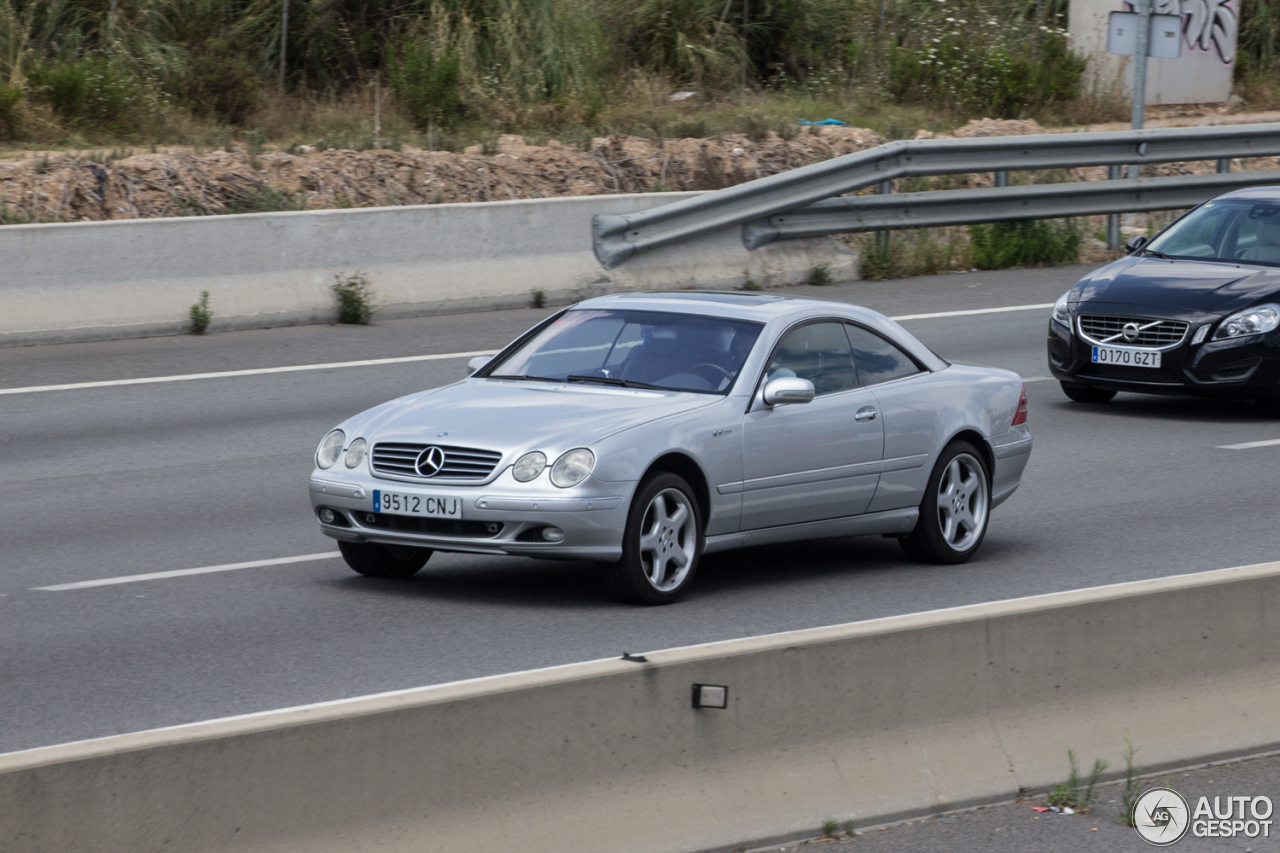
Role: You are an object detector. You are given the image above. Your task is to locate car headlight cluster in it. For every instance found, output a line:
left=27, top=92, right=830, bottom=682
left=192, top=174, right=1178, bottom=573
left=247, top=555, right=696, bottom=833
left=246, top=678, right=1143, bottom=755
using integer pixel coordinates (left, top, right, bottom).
left=316, top=429, right=345, bottom=469
left=510, top=448, right=595, bottom=487
left=344, top=438, right=367, bottom=469
left=1214, top=304, right=1280, bottom=340
left=1052, top=292, right=1072, bottom=329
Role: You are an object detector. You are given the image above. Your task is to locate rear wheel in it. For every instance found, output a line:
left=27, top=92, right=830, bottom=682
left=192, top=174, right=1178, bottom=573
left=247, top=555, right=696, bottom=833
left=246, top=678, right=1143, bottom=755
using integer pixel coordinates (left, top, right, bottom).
left=900, top=441, right=990, bottom=564
left=339, top=541, right=432, bottom=578
left=1060, top=382, right=1116, bottom=404
left=603, top=473, right=703, bottom=605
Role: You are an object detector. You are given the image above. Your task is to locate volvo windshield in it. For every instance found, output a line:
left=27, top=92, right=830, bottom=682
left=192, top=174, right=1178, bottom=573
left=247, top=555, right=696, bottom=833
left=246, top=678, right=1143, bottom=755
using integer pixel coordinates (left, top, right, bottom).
left=486, top=309, right=764, bottom=394
left=1145, top=200, right=1280, bottom=266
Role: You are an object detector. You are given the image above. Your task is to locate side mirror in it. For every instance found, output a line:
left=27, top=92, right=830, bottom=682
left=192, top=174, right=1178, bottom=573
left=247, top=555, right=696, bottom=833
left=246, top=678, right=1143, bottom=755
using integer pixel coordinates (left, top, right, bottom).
left=467, top=355, right=491, bottom=375
left=1125, top=234, right=1149, bottom=255
left=763, top=377, right=815, bottom=406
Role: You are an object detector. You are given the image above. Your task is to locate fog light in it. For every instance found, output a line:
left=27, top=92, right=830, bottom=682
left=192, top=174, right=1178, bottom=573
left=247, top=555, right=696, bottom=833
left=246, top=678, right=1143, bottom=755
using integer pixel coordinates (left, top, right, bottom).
left=318, top=507, right=336, bottom=524
left=541, top=527, right=565, bottom=542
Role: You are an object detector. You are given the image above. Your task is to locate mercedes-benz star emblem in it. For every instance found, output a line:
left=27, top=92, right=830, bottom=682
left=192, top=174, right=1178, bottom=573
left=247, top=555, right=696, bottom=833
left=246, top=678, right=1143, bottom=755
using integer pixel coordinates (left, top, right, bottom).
left=415, top=446, right=447, bottom=477
left=1122, top=322, right=1141, bottom=342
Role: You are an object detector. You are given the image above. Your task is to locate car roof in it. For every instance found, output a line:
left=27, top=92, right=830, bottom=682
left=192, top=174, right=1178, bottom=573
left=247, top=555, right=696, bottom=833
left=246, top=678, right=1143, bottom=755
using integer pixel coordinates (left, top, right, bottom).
left=574, top=290, right=869, bottom=323
left=1214, top=185, right=1280, bottom=202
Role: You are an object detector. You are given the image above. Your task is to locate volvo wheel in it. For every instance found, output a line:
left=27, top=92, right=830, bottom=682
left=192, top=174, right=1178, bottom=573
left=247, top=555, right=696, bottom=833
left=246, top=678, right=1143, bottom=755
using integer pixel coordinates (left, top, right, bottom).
left=603, top=473, right=703, bottom=605
left=339, top=541, right=432, bottom=578
left=900, top=441, right=990, bottom=564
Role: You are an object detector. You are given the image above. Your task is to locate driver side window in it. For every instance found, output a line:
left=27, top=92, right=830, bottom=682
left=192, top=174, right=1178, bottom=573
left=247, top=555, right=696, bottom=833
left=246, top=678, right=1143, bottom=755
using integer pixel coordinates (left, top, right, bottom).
left=766, top=322, right=858, bottom=395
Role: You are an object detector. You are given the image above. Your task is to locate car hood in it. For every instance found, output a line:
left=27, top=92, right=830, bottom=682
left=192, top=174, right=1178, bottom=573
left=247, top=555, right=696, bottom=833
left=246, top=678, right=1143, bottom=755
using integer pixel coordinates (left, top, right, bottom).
left=350, top=379, right=717, bottom=453
left=1075, top=257, right=1280, bottom=315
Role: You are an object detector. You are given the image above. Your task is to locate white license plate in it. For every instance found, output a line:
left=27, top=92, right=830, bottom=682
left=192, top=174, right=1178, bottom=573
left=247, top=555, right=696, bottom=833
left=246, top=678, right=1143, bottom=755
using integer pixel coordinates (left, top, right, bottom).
left=373, top=489, right=462, bottom=518
left=1091, top=346, right=1161, bottom=368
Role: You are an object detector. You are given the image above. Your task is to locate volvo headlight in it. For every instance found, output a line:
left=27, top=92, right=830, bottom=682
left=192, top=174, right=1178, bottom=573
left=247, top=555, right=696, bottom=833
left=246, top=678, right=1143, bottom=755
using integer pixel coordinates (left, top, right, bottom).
left=550, top=449, right=595, bottom=488
left=316, top=429, right=345, bottom=469
left=512, top=451, right=547, bottom=482
left=1213, top=304, right=1280, bottom=340
left=344, top=438, right=367, bottom=469
left=1052, top=292, right=1072, bottom=329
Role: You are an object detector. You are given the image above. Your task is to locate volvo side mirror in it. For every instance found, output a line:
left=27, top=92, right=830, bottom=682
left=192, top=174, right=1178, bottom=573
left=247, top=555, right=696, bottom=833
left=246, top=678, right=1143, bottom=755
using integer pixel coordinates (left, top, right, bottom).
left=1125, top=234, right=1149, bottom=255
left=468, top=355, right=492, bottom=375
left=762, top=377, right=815, bottom=406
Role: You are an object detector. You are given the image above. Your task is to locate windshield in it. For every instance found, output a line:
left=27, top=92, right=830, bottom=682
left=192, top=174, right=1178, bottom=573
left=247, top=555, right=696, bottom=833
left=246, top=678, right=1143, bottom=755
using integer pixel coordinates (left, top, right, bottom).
left=1146, top=200, right=1280, bottom=266
left=486, top=309, right=764, bottom=394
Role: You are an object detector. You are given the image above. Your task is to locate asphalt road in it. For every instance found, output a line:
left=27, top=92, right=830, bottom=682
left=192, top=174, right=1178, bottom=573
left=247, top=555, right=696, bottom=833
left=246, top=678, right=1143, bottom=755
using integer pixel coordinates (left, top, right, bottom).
left=4, top=263, right=1280, bottom=753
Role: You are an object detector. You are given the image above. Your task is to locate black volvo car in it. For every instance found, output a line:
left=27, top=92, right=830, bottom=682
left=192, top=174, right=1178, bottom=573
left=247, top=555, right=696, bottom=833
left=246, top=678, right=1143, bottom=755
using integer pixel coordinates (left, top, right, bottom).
left=1048, top=187, right=1280, bottom=409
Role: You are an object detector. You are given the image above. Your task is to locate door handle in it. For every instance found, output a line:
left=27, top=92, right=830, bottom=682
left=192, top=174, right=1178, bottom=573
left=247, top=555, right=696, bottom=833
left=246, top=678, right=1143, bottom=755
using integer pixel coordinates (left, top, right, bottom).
left=854, top=407, right=878, bottom=422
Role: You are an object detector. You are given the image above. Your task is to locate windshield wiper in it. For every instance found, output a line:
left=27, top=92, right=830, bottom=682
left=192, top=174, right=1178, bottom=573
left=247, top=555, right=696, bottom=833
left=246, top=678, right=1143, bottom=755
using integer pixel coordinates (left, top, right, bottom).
left=565, top=374, right=667, bottom=391
left=1143, top=249, right=1172, bottom=259
left=486, top=373, right=560, bottom=382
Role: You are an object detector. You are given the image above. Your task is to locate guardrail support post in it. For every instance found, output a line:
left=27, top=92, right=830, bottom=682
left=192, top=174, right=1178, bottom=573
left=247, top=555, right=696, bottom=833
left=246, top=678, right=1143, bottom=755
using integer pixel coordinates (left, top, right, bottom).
left=994, top=171, right=1008, bottom=188
left=875, top=180, right=891, bottom=252
left=1217, top=158, right=1231, bottom=173
left=1106, top=165, right=1121, bottom=250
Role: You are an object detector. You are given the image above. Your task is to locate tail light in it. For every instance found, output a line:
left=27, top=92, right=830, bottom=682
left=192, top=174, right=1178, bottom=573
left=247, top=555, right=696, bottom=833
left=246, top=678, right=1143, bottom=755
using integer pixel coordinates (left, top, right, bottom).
left=1011, top=386, right=1028, bottom=426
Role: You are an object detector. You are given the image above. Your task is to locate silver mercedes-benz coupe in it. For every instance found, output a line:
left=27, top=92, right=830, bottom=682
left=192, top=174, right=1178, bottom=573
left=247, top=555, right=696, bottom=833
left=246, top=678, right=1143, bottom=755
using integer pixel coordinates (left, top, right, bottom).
left=309, top=292, right=1032, bottom=604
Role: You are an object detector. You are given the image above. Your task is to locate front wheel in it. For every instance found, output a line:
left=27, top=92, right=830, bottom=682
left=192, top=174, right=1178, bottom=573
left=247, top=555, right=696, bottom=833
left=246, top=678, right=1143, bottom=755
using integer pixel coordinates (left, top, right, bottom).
left=339, top=541, right=432, bottom=578
left=1060, top=382, right=1116, bottom=404
left=900, top=441, right=991, bottom=564
left=602, top=473, right=703, bottom=605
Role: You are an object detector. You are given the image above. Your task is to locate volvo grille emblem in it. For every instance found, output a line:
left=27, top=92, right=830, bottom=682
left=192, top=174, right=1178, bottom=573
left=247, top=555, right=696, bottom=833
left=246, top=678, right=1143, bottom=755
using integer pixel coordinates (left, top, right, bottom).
left=415, top=446, right=447, bottom=477
left=1122, top=322, right=1141, bottom=342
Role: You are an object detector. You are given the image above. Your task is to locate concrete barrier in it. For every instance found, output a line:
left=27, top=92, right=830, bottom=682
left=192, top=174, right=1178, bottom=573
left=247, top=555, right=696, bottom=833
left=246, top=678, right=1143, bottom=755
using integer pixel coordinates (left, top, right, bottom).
left=4, top=560, right=1279, bottom=853
left=0, top=193, right=857, bottom=347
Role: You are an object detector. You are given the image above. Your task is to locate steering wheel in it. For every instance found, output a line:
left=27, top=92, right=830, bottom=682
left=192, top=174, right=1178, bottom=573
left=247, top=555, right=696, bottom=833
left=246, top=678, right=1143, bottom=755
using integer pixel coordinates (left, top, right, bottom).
left=687, top=363, right=735, bottom=385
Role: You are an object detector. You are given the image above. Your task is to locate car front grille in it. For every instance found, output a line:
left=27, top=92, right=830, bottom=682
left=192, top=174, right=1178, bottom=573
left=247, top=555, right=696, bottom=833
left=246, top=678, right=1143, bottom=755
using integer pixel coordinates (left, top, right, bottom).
left=356, top=511, right=503, bottom=538
left=1078, top=315, right=1189, bottom=348
left=1079, top=363, right=1183, bottom=384
left=371, top=443, right=503, bottom=480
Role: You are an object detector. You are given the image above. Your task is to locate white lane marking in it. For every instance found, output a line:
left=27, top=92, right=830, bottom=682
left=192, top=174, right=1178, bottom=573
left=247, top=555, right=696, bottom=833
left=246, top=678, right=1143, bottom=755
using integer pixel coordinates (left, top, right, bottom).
left=34, top=552, right=342, bottom=591
left=891, top=303, right=1055, bottom=322
left=0, top=351, right=498, bottom=397
left=0, top=302, right=1054, bottom=398
left=1022, top=376, right=1054, bottom=383
left=1217, top=438, right=1280, bottom=450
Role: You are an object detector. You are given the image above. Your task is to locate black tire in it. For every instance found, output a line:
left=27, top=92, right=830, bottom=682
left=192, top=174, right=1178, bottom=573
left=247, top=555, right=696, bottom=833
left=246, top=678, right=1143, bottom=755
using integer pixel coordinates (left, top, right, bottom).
left=1060, top=382, right=1117, bottom=404
left=900, top=441, right=991, bottom=565
left=339, top=541, right=432, bottom=578
left=1257, top=397, right=1280, bottom=416
left=602, top=473, right=703, bottom=605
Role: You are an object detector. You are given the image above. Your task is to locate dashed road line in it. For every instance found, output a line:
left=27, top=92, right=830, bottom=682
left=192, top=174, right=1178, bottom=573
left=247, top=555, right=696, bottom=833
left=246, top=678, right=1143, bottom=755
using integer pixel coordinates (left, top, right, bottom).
left=1217, top=438, right=1280, bottom=450
left=34, top=552, right=343, bottom=591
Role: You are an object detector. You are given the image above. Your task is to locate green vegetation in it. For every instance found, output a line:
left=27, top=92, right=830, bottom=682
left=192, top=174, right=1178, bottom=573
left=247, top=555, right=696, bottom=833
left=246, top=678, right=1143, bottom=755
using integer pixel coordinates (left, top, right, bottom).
left=189, top=290, right=213, bottom=334
left=332, top=272, right=377, bottom=324
left=807, top=262, right=833, bottom=286
left=0, top=0, right=1101, bottom=148
left=1047, top=749, right=1107, bottom=812
left=970, top=218, right=1081, bottom=270
left=1121, top=736, right=1143, bottom=827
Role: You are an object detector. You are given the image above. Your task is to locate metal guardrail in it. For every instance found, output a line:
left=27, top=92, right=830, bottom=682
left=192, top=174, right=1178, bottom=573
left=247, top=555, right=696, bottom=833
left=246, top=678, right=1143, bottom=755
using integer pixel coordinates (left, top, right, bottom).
left=592, top=123, right=1280, bottom=268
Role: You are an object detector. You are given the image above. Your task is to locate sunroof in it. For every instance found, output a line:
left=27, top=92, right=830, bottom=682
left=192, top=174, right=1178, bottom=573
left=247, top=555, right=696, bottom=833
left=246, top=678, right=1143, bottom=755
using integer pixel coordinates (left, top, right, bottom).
left=614, top=291, right=792, bottom=305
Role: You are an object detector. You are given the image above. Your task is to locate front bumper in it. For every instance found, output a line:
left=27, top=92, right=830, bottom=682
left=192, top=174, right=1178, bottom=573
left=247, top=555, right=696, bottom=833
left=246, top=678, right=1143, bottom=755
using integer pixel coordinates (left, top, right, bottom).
left=1047, top=311, right=1280, bottom=399
left=309, top=473, right=634, bottom=561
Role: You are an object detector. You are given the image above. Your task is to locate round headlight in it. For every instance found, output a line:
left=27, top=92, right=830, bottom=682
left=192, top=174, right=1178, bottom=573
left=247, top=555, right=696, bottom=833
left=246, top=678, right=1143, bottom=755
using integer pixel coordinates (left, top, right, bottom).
left=512, top=451, right=547, bottom=482
left=344, top=438, right=367, bottom=469
left=550, top=448, right=595, bottom=488
left=316, top=429, right=345, bottom=469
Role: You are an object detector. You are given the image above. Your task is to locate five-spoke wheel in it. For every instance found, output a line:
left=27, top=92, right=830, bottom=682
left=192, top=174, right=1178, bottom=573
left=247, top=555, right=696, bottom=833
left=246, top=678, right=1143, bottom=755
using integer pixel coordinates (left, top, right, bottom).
left=604, top=473, right=703, bottom=604
left=900, top=441, right=991, bottom=564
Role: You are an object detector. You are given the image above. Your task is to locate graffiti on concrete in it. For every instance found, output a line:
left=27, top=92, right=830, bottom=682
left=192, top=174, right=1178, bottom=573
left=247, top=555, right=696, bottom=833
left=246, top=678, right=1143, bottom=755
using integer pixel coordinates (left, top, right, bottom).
left=1147, top=0, right=1238, bottom=63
